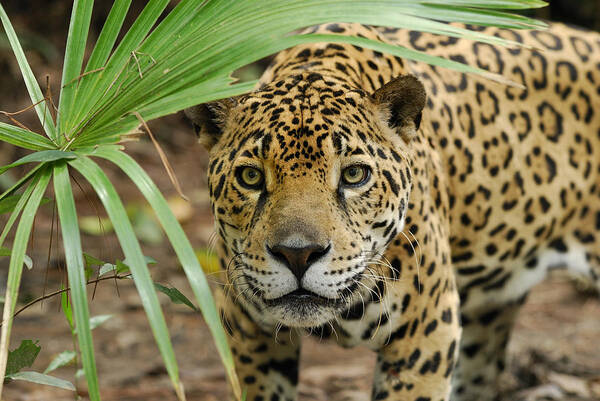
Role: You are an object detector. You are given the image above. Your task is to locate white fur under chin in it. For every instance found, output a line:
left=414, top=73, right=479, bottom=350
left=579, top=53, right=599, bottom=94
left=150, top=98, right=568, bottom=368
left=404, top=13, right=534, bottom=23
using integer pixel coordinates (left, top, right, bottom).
left=268, top=304, right=338, bottom=328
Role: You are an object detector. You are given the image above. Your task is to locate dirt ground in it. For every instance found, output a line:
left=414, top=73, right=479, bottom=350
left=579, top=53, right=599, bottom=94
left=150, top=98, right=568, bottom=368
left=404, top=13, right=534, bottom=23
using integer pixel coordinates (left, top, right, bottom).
left=1, top=2, right=600, bottom=401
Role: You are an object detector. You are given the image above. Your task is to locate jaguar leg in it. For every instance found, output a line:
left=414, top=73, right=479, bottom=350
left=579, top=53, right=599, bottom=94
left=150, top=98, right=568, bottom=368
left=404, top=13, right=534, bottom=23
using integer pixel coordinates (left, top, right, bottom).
left=372, top=291, right=461, bottom=401
left=217, top=289, right=301, bottom=401
left=451, top=300, right=524, bottom=401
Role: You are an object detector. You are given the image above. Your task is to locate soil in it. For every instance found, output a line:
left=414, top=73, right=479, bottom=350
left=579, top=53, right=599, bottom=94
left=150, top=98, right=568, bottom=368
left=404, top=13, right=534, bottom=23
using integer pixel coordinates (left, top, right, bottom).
left=1, top=3, right=600, bottom=401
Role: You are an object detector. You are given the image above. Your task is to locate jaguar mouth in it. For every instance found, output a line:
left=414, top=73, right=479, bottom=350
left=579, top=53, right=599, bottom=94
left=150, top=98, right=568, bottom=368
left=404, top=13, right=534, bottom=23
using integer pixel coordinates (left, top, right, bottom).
left=264, top=288, right=351, bottom=310
left=249, top=282, right=363, bottom=327
left=266, top=288, right=330, bottom=306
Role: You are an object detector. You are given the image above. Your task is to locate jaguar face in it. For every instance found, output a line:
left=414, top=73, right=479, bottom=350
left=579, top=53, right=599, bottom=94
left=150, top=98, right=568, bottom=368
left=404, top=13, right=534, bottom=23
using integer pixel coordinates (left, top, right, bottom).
left=186, top=73, right=425, bottom=327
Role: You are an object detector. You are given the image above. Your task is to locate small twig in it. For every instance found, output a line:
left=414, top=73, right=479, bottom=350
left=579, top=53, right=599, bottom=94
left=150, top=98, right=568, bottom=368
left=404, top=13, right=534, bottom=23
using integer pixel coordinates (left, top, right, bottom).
left=70, top=173, right=118, bottom=298
left=0, top=97, right=46, bottom=117
left=0, top=274, right=132, bottom=328
left=130, top=51, right=156, bottom=79
left=134, top=112, right=189, bottom=201
left=45, top=74, right=60, bottom=122
left=135, top=51, right=156, bottom=65
left=131, top=51, right=143, bottom=79
left=0, top=98, right=48, bottom=132
left=63, top=67, right=105, bottom=88
left=44, top=76, right=51, bottom=127
left=42, top=201, right=56, bottom=308
left=0, top=87, right=60, bottom=147
left=1, top=114, right=31, bottom=132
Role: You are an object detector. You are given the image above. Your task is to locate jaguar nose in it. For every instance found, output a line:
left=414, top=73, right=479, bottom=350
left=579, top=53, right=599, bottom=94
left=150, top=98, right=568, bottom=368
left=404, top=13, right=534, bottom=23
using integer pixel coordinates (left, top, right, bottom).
left=267, top=243, right=331, bottom=281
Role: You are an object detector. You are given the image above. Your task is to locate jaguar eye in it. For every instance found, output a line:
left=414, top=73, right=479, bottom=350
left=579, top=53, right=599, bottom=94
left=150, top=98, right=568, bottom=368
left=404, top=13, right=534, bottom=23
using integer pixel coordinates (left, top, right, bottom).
left=341, top=165, right=370, bottom=187
left=237, top=166, right=264, bottom=189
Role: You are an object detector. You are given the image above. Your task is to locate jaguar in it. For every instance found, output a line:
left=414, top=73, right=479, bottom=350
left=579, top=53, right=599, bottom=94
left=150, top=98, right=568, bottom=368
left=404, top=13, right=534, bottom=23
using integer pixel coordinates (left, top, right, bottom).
left=185, top=21, right=600, bottom=401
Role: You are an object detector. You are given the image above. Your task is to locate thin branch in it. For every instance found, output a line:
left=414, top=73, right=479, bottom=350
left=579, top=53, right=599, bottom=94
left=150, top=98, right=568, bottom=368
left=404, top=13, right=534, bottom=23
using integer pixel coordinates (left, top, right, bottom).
left=134, top=111, right=189, bottom=201
left=0, top=86, right=60, bottom=147
left=42, top=200, right=56, bottom=308
left=70, top=173, right=118, bottom=298
left=63, top=67, right=105, bottom=87
left=0, top=273, right=132, bottom=328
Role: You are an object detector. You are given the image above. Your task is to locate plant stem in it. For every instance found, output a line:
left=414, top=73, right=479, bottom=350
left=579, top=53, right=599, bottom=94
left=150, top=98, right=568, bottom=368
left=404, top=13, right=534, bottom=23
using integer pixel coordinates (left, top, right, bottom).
left=0, top=273, right=132, bottom=327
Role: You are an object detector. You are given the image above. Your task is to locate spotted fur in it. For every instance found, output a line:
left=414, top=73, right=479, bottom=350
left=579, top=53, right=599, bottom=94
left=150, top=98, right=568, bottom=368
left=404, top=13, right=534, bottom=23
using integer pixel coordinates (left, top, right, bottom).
left=186, top=22, right=600, bottom=401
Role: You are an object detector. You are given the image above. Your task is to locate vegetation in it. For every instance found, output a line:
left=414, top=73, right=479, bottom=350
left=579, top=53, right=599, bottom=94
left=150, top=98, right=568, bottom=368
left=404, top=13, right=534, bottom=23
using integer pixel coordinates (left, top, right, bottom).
left=0, top=1, right=546, bottom=400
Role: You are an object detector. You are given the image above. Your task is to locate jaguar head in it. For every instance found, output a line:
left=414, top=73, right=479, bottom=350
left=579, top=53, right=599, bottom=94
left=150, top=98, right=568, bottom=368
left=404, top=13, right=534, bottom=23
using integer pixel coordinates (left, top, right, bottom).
left=186, top=73, right=425, bottom=327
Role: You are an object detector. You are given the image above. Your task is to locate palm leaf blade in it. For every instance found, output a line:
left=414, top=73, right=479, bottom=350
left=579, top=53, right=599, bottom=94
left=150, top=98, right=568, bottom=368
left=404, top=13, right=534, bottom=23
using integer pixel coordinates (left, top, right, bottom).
left=0, top=123, right=56, bottom=151
left=53, top=161, right=101, bottom=401
left=57, top=0, right=94, bottom=139
left=0, top=169, right=51, bottom=400
left=90, top=148, right=242, bottom=399
left=0, top=5, right=56, bottom=140
left=68, top=156, right=185, bottom=400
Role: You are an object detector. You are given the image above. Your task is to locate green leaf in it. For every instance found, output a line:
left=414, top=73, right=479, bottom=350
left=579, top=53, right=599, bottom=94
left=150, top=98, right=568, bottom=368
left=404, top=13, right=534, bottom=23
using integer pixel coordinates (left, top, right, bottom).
left=115, top=260, right=131, bottom=274
left=0, top=247, right=32, bottom=270
left=0, top=5, right=56, bottom=139
left=23, top=254, right=32, bottom=270
left=85, top=253, right=113, bottom=279
left=0, top=196, right=28, bottom=215
left=71, top=0, right=547, bottom=148
left=0, top=181, right=36, bottom=249
left=89, top=314, right=113, bottom=330
left=0, top=195, right=50, bottom=215
left=6, top=371, right=75, bottom=391
left=0, top=122, right=56, bottom=151
left=92, top=149, right=240, bottom=398
left=300, top=33, right=515, bottom=85
left=57, top=0, right=94, bottom=140
left=44, top=350, right=76, bottom=374
left=0, top=168, right=50, bottom=394
left=98, top=255, right=155, bottom=276
left=84, top=0, right=132, bottom=72
left=6, top=340, right=40, bottom=376
left=69, top=155, right=184, bottom=400
left=60, top=290, right=73, bottom=331
left=98, top=263, right=117, bottom=277
left=83, top=253, right=106, bottom=267
left=154, top=283, right=198, bottom=312
left=0, top=163, right=44, bottom=202
left=84, top=267, right=94, bottom=281
left=68, top=0, right=132, bottom=136
left=419, top=0, right=547, bottom=9
left=53, top=161, right=100, bottom=401
left=74, top=315, right=113, bottom=333
left=69, top=0, right=171, bottom=140
left=0, top=30, right=60, bottom=61
left=0, top=150, right=76, bottom=175
left=136, top=79, right=258, bottom=125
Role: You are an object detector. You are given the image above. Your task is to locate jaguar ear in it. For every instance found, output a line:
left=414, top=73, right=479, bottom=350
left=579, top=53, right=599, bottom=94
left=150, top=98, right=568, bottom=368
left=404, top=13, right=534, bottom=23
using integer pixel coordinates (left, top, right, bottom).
left=184, top=98, right=237, bottom=150
left=372, top=75, right=426, bottom=142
